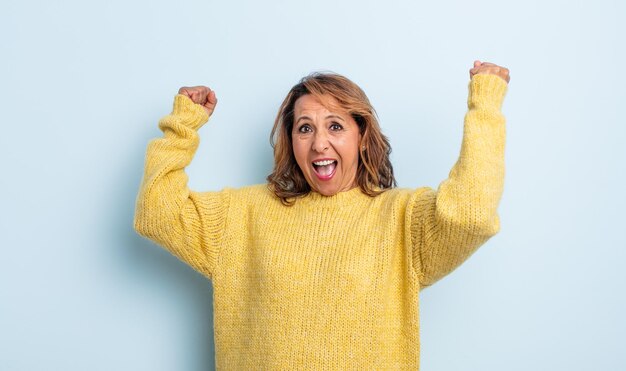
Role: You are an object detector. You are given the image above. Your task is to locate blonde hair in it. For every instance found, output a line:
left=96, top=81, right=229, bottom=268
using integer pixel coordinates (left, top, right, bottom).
left=267, top=72, right=396, bottom=205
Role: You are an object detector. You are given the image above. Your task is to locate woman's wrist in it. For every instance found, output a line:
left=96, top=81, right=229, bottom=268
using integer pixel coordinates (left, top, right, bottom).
left=171, top=94, right=210, bottom=131
left=467, top=73, right=509, bottom=110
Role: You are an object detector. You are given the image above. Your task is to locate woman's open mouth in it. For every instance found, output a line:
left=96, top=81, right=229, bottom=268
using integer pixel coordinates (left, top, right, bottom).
left=312, top=159, right=337, bottom=180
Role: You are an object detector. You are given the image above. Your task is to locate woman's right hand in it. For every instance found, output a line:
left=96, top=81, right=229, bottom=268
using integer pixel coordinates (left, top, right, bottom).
left=178, top=86, right=218, bottom=117
left=469, top=60, right=510, bottom=84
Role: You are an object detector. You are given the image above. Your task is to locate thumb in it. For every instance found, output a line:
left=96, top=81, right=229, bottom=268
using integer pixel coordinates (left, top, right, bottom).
left=203, top=90, right=218, bottom=116
left=207, top=90, right=217, bottom=105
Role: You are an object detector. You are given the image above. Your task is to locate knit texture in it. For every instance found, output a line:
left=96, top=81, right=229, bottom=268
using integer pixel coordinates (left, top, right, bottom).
left=133, top=73, right=508, bottom=370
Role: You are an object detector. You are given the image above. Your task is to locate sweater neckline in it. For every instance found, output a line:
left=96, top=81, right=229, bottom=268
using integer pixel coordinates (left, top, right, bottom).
left=299, top=186, right=372, bottom=208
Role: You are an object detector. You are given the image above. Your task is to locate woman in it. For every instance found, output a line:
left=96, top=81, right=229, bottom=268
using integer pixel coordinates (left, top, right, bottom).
left=134, top=60, right=510, bottom=370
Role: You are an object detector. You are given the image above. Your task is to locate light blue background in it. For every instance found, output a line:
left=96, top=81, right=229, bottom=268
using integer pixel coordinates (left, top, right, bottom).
left=2, top=0, right=624, bottom=369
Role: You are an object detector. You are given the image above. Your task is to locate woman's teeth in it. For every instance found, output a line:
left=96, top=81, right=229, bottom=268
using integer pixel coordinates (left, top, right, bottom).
left=313, top=160, right=335, bottom=166
left=313, top=160, right=337, bottom=177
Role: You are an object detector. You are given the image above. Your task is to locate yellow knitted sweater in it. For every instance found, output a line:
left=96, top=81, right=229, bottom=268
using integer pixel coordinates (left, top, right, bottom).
left=134, top=73, right=508, bottom=370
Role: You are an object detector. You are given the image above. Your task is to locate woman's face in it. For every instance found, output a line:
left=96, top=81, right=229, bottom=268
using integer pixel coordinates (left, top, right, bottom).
left=292, top=94, right=362, bottom=196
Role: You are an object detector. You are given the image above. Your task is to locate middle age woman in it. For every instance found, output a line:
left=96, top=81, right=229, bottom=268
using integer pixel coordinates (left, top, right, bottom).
left=133, top=60, right=510, bottom=369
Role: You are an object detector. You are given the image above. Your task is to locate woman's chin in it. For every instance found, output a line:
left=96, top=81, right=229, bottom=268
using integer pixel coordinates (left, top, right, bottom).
left=313, top=185, right=339, bottom=197
left=306, top=172, right=357, bottom=196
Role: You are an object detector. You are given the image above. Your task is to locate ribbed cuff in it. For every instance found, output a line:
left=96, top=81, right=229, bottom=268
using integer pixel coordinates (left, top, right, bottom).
left=171, top=94, right=210, bottom=130
left=467, top=73, right=508, bottom=110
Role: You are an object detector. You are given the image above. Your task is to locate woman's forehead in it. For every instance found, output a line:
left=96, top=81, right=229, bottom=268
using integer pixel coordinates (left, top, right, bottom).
left=294, top=94, right=345, bottom=116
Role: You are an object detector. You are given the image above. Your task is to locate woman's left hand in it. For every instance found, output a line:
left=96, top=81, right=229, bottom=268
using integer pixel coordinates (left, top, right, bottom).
left=469, top=60, right=510, bottom=84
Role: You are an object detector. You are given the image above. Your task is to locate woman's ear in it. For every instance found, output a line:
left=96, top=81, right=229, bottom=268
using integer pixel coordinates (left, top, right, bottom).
left=359, top=127, right=366, bottom=151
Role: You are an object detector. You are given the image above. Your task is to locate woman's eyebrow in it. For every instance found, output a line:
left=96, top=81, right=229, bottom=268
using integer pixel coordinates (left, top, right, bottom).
left=325, top=114, right=345, bottom=122
left=295, top=114, right=345, bottom=124
left=295, top=115, right=312, bottom=124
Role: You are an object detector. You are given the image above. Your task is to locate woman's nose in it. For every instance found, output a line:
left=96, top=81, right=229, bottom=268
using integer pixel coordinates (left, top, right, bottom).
left=311, top=132, right=329, bottom=152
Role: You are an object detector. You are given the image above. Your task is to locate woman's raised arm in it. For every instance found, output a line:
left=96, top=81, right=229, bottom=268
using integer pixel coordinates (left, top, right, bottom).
left=133, top=87, right=230, bottom=280
left=409, top=63, right=510, bottom=290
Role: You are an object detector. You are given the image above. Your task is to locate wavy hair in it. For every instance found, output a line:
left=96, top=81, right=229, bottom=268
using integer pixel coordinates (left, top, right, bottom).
left=267, top=71, right=396, bottom=205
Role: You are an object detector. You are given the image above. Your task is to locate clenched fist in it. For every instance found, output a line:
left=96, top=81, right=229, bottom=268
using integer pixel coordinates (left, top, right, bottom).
left=178, top=86, right=218, bottom=117
left=469, top=60, right=510, bottom=84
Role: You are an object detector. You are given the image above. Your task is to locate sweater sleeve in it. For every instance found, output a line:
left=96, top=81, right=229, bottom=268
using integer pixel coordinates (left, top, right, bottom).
left=409, top=73, right=508, bottom=290
left=133, top=94, right=230, bottom=280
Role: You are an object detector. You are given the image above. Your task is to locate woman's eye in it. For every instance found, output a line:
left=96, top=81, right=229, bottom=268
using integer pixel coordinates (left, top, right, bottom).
left=330, top=122, right=343, bottom=131
left=298, top=124, right=312, bottom=133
